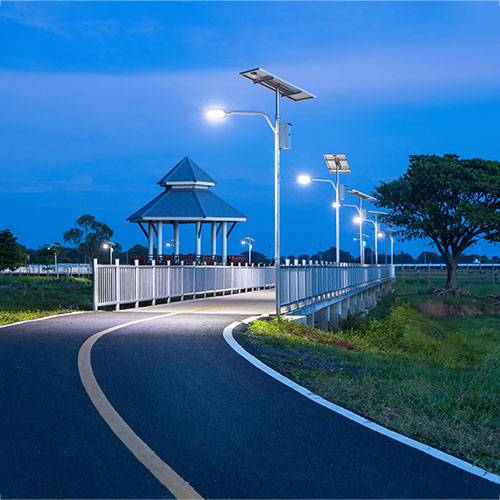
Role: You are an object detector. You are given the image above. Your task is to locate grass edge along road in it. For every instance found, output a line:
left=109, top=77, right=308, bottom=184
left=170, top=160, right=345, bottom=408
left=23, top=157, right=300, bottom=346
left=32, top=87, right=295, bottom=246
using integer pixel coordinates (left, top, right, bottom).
left=0, top=275, right=92, bottom=325
left=236, top=279, right=500, bottom=476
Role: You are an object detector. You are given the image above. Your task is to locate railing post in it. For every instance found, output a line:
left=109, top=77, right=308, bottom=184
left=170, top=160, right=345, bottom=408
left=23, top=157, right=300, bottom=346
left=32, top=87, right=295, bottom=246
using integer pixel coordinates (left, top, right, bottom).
left=93, top=258, right=99, bottom=311
left=134, top=259, right=139, bottom=308
left=151, top=259, right=156, bottom=306
left=181, top=261, right=185, bottom=301
left=115, top=258, right=120, bottom=311
left=167, top=260, right=171, bottom=303
left=204, top=261, right=207, bottom=298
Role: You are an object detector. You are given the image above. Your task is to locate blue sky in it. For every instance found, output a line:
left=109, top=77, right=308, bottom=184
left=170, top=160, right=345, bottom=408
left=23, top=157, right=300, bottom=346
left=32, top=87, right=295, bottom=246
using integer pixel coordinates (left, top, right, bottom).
left=1, top=1, right=500, bottom=260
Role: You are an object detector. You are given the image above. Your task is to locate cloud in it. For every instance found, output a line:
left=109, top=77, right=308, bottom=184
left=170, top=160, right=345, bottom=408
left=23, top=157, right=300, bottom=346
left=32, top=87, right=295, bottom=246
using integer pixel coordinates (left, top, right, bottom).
left=0, top=3, right=161, bottom=40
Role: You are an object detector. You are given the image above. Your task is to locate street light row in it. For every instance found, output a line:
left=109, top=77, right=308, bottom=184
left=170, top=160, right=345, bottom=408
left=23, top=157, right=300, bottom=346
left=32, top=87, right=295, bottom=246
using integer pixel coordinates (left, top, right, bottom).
left=204, top=67, right=395, bottom=315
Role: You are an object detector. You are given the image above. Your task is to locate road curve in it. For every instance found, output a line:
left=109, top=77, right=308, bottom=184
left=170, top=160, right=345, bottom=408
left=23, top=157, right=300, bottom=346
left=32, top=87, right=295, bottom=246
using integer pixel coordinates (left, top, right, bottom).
left=0, top=290, right=498, bottom=498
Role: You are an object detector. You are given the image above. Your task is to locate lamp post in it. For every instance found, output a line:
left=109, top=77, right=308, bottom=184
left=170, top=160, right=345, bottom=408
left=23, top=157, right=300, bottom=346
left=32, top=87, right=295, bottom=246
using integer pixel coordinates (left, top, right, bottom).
left=297, top=155, right=350, bottom=265
left=386, top=229, right=396, bottom=264
left=206, top=68, right=315, bottom=315
left=242, top=237, right=255, bottom=264
left=346, top=189, right=375, bottom=265
left=102, top=242, right=116, bottom=264
left=366, top=211, right=388, bottom=265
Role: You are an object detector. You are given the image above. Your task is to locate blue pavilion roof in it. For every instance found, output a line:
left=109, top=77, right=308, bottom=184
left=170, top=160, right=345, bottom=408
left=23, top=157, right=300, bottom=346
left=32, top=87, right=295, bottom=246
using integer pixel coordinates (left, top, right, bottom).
left=157, top=156, right=216, bottom=186
left=128, top=157, right=246, bottom=223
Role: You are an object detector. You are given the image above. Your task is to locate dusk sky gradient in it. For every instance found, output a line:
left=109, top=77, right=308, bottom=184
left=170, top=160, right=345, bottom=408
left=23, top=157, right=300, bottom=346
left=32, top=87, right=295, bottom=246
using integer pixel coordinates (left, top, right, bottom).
left=1, top=1, right=500, bottom=260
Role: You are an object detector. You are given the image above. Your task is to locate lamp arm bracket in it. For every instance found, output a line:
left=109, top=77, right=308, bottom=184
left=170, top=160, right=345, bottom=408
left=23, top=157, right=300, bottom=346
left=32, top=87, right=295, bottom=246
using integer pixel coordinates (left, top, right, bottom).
left=229, top=110, right=276, bottom=132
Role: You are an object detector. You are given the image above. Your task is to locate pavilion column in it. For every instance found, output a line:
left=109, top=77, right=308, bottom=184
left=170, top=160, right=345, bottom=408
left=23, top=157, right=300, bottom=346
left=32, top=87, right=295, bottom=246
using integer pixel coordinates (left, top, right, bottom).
left=148, top=222, right=154, bottom=259
left=195, top=221, right=202, bottom=257
left=211, top=222, right=217, bottom=257
left=157, top=221, right=163, bottom=258
left=173, top=221, right=180, bottom=256
left=222, top=221, right=228, bottom=265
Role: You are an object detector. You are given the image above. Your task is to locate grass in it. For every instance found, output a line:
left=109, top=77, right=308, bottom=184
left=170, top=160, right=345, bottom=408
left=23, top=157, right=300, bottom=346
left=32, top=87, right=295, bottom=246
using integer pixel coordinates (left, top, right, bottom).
left=237, top=279, right=500, bottom=475
left=0, top=275, right=93, bottom=325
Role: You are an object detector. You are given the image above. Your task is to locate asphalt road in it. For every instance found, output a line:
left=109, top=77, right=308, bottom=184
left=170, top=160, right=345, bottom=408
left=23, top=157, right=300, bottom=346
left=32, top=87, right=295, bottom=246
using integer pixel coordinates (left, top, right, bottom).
left=1, top=291, right=499, bottom=499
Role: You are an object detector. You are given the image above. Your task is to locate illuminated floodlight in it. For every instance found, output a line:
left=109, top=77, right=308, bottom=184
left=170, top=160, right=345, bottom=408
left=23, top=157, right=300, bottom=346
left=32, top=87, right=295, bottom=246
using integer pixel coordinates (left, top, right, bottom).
left=354, top=216, right=362, bottom=223
left=240, top=68, right=316, bottom=102
left=378, top=232, right=384, bottom=238
left=206, top=108, right=228, bottom=119
left=102, top=243, right=109, bottom=249
left=298, top=174, right=312, bottom=185
left=332, top=202, right=339, bottom=208
left=324, top=154, right=351, bottom=174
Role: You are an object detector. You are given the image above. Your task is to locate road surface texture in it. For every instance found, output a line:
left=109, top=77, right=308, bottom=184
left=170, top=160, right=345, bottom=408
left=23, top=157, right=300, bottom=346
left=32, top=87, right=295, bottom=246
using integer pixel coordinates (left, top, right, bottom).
left=1, top=290, right=499, bottom=499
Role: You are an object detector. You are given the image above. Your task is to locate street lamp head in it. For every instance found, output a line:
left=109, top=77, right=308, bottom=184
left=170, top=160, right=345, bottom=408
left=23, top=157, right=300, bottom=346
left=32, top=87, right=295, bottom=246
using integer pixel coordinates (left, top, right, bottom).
left=206, top=108, right=228, bottom=120
left=378, top=232, right=384, bottom=238
left=354, top=216, right=362, bottom=223
left=241, top=240, right=247, bottom=245
left=332, top=202, right=339, bottom=209
left=298, top=174, right=312, bottom=185
left=102, top=243, right=109, bottom=249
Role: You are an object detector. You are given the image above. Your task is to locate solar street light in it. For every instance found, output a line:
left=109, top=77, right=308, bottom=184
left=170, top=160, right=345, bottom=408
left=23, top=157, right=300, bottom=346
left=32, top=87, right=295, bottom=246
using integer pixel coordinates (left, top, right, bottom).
left=207, top=68, right=315, bottom=315
left=298, top=154, right=350, bottom=265
left=241, top=236, right=255, bottom=264
left=102, top=241, right=116, bottom=264
left=347, top=189, right=376, bottom=265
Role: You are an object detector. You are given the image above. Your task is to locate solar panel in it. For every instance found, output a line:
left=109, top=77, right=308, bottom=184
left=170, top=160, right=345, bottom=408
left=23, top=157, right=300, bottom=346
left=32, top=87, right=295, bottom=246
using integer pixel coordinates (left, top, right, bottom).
left=347, top=189, right=375, bottom=201
left=324, top=154, right=351, bottom=174
left=240, top=68, right=316, bottom=102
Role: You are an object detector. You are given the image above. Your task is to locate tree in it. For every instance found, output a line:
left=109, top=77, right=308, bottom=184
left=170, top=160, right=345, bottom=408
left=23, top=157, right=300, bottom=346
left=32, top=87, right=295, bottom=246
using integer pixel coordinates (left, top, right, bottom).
left=36, top=246, right=55, bottom=266
left=0, top=229, right=23, bottom=271
left=393, top=252, right=415, bottom=264
left=417, top=251, right=443, bottom=264
left=241, top=250, right=269, bottom=264
left=63, top=215, right=114, bottom=263
left=373, top=154, right=500, bottom=288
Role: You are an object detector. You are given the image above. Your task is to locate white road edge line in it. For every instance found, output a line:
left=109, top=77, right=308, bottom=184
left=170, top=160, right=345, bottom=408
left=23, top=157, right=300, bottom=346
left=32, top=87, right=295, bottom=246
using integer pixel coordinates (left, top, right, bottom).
left=223, top=319, right=500, bottom=486
left=77, top=312, right=203, bottom=500
left=0, top=311, right=86, bottom=330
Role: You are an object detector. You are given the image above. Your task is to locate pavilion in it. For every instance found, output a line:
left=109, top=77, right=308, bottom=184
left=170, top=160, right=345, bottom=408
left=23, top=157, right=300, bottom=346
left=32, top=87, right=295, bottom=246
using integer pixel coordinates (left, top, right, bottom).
left=127, top=156, right=247, bottom=264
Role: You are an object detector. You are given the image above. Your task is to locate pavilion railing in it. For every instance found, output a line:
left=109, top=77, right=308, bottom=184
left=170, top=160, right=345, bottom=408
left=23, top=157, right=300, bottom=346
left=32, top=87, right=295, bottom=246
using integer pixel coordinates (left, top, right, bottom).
left=93, top=259, right=274, bottom=310
left=131, top=254, right=245, bottom=265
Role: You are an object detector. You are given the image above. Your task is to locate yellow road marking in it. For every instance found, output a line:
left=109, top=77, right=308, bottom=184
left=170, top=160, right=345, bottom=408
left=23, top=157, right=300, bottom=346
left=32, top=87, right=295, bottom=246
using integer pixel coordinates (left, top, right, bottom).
left=78, top=312, right=203, bottom=499
left=78, top=298, right=258, bottom=497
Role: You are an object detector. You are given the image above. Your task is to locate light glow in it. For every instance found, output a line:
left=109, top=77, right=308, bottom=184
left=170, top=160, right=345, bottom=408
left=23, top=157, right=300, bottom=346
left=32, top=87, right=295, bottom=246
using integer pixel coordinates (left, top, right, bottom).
left=354, top=216, right=362, bottom=223
left=102, top=243, right=109, bottom=249
left=206, top=108, right=228, bottom=119
left=378, top=232, right=384, bottom=238
left=332, top=202, right=339, bottom=208
left=298, top=174, right=312, bottom=185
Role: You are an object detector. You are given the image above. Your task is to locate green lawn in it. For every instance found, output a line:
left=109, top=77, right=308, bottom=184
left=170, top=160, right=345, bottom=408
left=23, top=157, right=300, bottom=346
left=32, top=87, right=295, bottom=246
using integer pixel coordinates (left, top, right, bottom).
left=237, top=280, right=500, bottom=475
left=0, top=275, right=92, bottom=325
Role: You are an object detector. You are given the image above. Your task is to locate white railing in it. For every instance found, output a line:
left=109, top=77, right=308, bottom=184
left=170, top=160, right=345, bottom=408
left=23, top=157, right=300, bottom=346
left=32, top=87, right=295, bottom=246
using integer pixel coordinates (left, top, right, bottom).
left=280, top=262, right=395, bottom=313
left=93, top=259, right=275, bottom=310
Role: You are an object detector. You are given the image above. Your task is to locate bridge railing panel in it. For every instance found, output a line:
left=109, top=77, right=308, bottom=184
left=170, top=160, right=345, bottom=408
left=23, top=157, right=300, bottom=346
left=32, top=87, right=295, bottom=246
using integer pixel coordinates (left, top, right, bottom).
left=93, top=259, right=275, bottom=310
left=279, top=262, right=396, bottom=314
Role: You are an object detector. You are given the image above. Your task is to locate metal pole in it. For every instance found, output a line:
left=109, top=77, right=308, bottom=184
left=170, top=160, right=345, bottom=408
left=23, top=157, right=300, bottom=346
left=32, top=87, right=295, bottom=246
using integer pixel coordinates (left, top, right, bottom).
left=359, top=200, right=363, bottom=265
left=374, top=216, right=378, bottom=265
left=391, top=237, right=394, bottom=265
left=109, top=247, right=112, bottom=264
left=274, top=89, right=281, bottom=316
left=385, top=228, right=388, bottom=264
left=336, top=167, right=340, bottom=265
left=249, top=243, right=252, bottom=265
